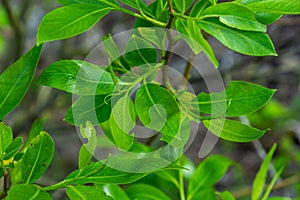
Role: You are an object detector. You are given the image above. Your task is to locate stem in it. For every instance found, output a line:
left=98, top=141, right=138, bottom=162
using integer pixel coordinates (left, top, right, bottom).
left=232, top=173, right=300, bottom=198
left=42, top=180, right=71, bottom=191
left=179, top=170, right=186, bottom=200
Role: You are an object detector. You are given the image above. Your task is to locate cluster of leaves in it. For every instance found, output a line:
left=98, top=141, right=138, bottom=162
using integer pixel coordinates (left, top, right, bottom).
left=0, top=0, right=299, bottom=199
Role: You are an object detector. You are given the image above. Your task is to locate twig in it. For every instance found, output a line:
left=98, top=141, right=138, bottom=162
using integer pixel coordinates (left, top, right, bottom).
left=240, top=116, right=279, bottom=178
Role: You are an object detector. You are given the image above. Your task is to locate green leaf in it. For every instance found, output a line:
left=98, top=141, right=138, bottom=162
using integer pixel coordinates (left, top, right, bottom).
left=176, top=91, right=200, bottom=122
left=267, top=197, right=292, bottom=200
left=104, top=184, right=130, bottom=200
left=79, top=121, right=97, bottom=169
left=65, top=94, right=111, bottom=126
left=7, top=184, right=52, bottom=200
left=37, top=4, right=111, bottom=44
left=218, top=191, right=236, bottom=200
left=120, top=0, right=154, bottom=18
left=110, top=96, right=135, bottom=150
left=63, top=161, right=182, bottom=186
left=190, top=0, right=213, bottom=17
left=135, top=83, right=181, bottom=142
left=102, top=34, right=131, bottom=75
left=108, top=115, right=134, bottom=151
left=22, top=131, right=54, bottom=184
left=137, top=27, right=166, bottom=50
left=252, top=144, right=277, bottom=200
left=255, top=13, right=282, bottom=25
left=125, top=183, right=172, bottom=200
left=203, top=119, right=267, bottom=142
left=176, top=18, right=218, bottom=67
left=25, top=118, right=46, bottom=147
left=262, top=166, right=284, bottom=200
left=198, top=81, right=276, bottom=117
left=0, top=122, right=13, bottom=154
left=198, top=18, right=277, bottom=56
left=192, top=188, right=217, bottom=200
left=0, top=45, right=42, bottom=120
left=201, top=2, right=266, bottom=32
left=111, top=96, right=135, bottom=136
left=36, top=60, right=116, bottom=95
left=64, top=162, right=149, bottom=185
left=66, top=185, right=112, bottom=200
left=148, top=0, right=169, bottom=22
left=173, top=0, right=194, bottom=13
left=58, top=0, right=119, bottom=7
left=188, top=155, right=233, bottom=199
left=3, top=137, right=23, bottom=160
left=241, top=0, right=300, bottom=14
left=103, top=35, right=121, bottom=62
left=10, top=161, right=23, bottom=185
left=155, top=170, right=179, bottom=188
left=125, top=34, right=158, bottom=66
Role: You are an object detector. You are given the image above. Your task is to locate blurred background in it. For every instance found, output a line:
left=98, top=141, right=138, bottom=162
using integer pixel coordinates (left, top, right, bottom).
left=0, top=0, right=300, bottom=199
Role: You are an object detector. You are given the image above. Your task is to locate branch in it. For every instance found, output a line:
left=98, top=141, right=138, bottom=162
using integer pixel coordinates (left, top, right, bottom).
left=161, top=0, right=175, bottom=86
left=0, top=171, right=9, bottom=199
left=166, top=0, right=174, bottom=29
left=1, top=0, right=24, bottom=66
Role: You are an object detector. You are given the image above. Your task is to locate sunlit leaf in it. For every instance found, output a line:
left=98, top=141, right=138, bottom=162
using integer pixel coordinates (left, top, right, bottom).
left=65, top=94, right=111, bottom=126
left=0, top=45, right=42, bottom=120
left=188, top=155, right=233, bottom=200
left=173, top=0, right=194, bottom=13
left=0, top=123, right=13, bottom=154
left=135, top=83, right=181, bottom=142
left=218, top=191, right=236, bottom=200
left=37, top=4, right=111, bottom=44
left=241, top=0, right=300, bottom=14
left=22, top=131, right=54, bottom=184
left=36, top=60, right=116, bottom=95
left=120, top=0, right=154, bottom=18
left=201, top=2, right=266, bottom=32
left=198, top=18, right=277, bottom=56
left=203, top=119, right=267, bottom=142
left=125, top=34, right=158, bottom=66
left=64, top=161, right=181, bottom=185
left=252, top=144, right=277, bottom=200
left=3, top=137, right=23, bottom=160
left=109, top=95, right=135, bottom=150
left=7, top=184, right=52, bottom=200
left=198, top=81, right=276, bottom=117
left=58, top=0, right=119, bottom=7
left=79, top=121, right=97, bottom=169
left=176, top=18, right=218, bottom=66
left=66, top=185, right=112, bottom=200
left=104, top=184, right=130, bottom=200
left=125, top=183, right=171, bottom=200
